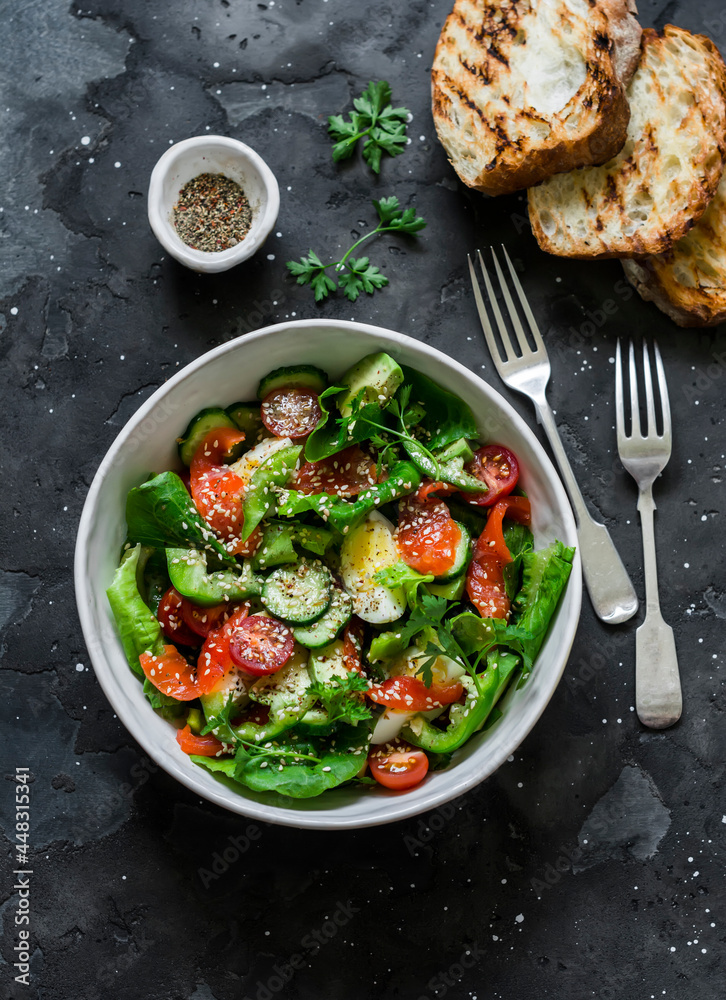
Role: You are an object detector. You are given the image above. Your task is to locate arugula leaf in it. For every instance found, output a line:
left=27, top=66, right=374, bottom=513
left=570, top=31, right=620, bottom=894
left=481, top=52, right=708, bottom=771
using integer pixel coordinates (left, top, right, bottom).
left=126, top=471, right=231, bottom=561
left=308, top=673, right=372, bottom=727
left=328, top=81, right=410, bottom=173
left=231, top=725, right=370, bottom=798
left=399, top=366, right=478, bottom=451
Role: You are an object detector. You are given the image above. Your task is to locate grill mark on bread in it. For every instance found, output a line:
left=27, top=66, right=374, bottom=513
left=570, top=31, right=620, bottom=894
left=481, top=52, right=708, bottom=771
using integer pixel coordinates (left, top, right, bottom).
left=528, top=24, right=726, bottom=258
left=432, top=0, right=636, bottom=195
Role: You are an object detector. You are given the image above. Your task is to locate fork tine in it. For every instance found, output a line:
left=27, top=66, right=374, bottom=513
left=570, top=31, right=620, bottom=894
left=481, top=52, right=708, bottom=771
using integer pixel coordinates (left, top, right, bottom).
left=500, top=245, right=546, bottom=354
left=467, top=253, right=504, bottom=365
left=653, top=341, right=671, bottom=438
left=628, top=340, right=642, bottom=437
left=642, top=341, right=657, bottom=437
left=491, top=247, right=531, bottom=357
left=615, top=339, right=627, bottom=441
left=477, top=249, right=518, bottom=361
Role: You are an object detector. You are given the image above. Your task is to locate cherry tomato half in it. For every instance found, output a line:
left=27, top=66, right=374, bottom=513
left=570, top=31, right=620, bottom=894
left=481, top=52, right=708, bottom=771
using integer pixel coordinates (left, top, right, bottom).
left=465, top=445, right=519, bottom=507
left=368, top=739, right=430, bottom=791
left=397, top=496, right=462, bottom=578
left=197, top=604, right=252, bottom=694
left=294, top=445, right=378, bottom=498
left=190, top=427, right=262, bottom=558
left=140, top=645, right=200, bottom=701
left=366, top=675, right=464, bottom=712
left=176, top=724, right=225, bottom=757
left=157, top=587, right=200, bottom=646
left=261, top=388, right=322, bottom=439
left=228, top=614, right=295, bottom=677
left=180, top=599, right=236, bottom=639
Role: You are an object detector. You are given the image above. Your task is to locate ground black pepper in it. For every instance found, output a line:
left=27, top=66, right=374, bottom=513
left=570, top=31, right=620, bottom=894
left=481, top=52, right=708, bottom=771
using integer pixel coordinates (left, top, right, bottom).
left=173, top=172, right=252, bottom=252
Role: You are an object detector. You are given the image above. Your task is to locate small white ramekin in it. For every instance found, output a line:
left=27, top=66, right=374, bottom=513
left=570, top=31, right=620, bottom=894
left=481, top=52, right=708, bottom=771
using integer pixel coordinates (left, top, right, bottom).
left=147, top=135, right=280, bottom=273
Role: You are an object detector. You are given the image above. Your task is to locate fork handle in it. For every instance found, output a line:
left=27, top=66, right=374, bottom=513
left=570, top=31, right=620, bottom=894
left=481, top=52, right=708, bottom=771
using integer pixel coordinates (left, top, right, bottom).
left=635, top=487, right=682, bottom=729
left=534, top=397, right=639, bottom=625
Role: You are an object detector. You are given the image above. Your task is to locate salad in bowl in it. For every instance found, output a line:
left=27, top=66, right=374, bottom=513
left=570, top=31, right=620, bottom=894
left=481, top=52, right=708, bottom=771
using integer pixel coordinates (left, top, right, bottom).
left=106, top=348, right=574, bottom=801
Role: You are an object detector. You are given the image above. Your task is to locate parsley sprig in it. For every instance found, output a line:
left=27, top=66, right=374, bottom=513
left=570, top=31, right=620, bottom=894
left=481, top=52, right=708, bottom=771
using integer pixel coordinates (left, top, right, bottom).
left=398, top=594, right=477, bottom=687
left=308, top=672, right=372, bottom=727
left=328, top=81, right=410, bottom=173
left=344, top=384, right=440, bottom=479
left=286, top=196, right=426, bottom=302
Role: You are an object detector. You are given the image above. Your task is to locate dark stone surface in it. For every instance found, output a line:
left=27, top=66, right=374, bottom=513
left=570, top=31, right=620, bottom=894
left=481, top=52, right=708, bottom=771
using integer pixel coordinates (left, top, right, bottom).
left=1, top=1, right=725, bottom=998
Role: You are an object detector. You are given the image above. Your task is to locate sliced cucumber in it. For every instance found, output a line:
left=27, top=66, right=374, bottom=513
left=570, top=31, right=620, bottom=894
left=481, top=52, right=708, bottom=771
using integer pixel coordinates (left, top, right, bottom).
left=427, top=573, right=466, bottom=601
left=436, top=522, right=472, bottom=582
left=436, top=437, right=475, bottom=464
left=261, top=559, right=332, bottom=624
left=257, top=364, right=328, bottom=400
left=293, top=586, right=353, bottom=648
left=177, top=407, right=239, bottom=467
left=166, top=548, right=262, bottom=606
left=225, top=401, right=263, bottom=442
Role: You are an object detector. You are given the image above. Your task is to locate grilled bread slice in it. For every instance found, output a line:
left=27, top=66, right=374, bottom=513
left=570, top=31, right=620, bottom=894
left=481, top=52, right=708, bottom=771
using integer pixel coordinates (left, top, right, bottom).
left=622, top=171, right=726, bottom=326
left=431, top=0, right=640, bottom=197
left=528, top=26, right=726, bottom=259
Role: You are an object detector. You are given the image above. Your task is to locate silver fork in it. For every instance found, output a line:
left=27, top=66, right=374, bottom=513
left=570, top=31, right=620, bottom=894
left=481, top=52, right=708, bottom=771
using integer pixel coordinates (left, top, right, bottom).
left=616, top=340, right=682, bottom=729
left=468, top=247, right=638, bottom=625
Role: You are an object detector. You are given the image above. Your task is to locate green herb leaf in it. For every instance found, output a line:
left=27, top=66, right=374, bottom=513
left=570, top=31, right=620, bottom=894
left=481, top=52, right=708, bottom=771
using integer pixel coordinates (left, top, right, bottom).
left=337, top=257, right=389, bottom=301
left=308, top=673, right=372, bottom=727
left=328, top=81, right=409, bottom=174
left=286, top=251, right=338, bottom=302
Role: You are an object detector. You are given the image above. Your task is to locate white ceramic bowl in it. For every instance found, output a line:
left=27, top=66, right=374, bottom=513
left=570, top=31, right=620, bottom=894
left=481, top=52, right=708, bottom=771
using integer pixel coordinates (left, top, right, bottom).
left=75, top=321, right=581, bottom=829
left=147, top=135, right=280, bottom=272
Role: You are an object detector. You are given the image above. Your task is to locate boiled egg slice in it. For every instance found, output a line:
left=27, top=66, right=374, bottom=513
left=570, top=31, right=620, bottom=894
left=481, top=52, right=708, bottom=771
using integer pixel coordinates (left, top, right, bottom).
left=340, top=511, right=406, bottom=624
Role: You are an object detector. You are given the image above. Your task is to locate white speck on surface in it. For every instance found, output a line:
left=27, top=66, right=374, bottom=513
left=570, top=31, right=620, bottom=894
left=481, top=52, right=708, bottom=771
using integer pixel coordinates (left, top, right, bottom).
left=75, top=663, right=84, bottom=672
left=10, top=306, right=18, bottom=316
left=81, top=135, right=90, bottom=145
left=114, top=161, right=121, bottom=168
left=515, top=914, right=524, bottom=923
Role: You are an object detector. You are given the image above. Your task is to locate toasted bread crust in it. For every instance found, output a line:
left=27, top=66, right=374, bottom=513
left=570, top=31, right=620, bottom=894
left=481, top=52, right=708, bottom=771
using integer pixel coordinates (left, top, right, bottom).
left=622, top=171, right=726, bottom=327
left=528, top=26, right=726, bottom=259
left=600, top=0, right=642, bottom=86
left=431, top=0, right=634, bottom=197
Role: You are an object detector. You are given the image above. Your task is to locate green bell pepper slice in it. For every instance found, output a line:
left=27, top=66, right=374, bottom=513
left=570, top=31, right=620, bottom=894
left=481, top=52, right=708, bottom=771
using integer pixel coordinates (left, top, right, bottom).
left=251, top=523, right=298, bottom=571
left=106, top=544, right=165, bottom=677
left=402, top=649, right=521, bottom=753
left=166, top=547, right=262, bottom=607
left=241, top=443, right=302, bottom=541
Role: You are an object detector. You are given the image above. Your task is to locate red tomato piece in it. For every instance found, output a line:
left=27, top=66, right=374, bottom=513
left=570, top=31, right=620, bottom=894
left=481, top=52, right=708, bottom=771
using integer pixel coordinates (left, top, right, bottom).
left=190, top=427, right=262, bottom=558
left=466, top=554, right=510, bottom=620
left=180, top=599, right=236, bottom=639
left=261, top=388, right=322, bottom=439
left=343, top=617, right=365, bottom=674
left=176, top=724, right=225, bottom=757
left=415, top=479, right=458, bottom=502
left=197, top=604, right=251, bottom=694
left=293, top=445, right=378, bottom=498
left=465, top=445, right=519, bottom=507
left=366, top=675, right=464, bottom=712
left=228, top=614, right=295, bottom=677
left=140, top=645, right=200, bottom=701
left=397, top=496, right=462, bottom=577
left=157, top=587, right=200, bottom=647
left=368, top=739, right=430, bottom=791
left=466, top=496, right=531, bottom=620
